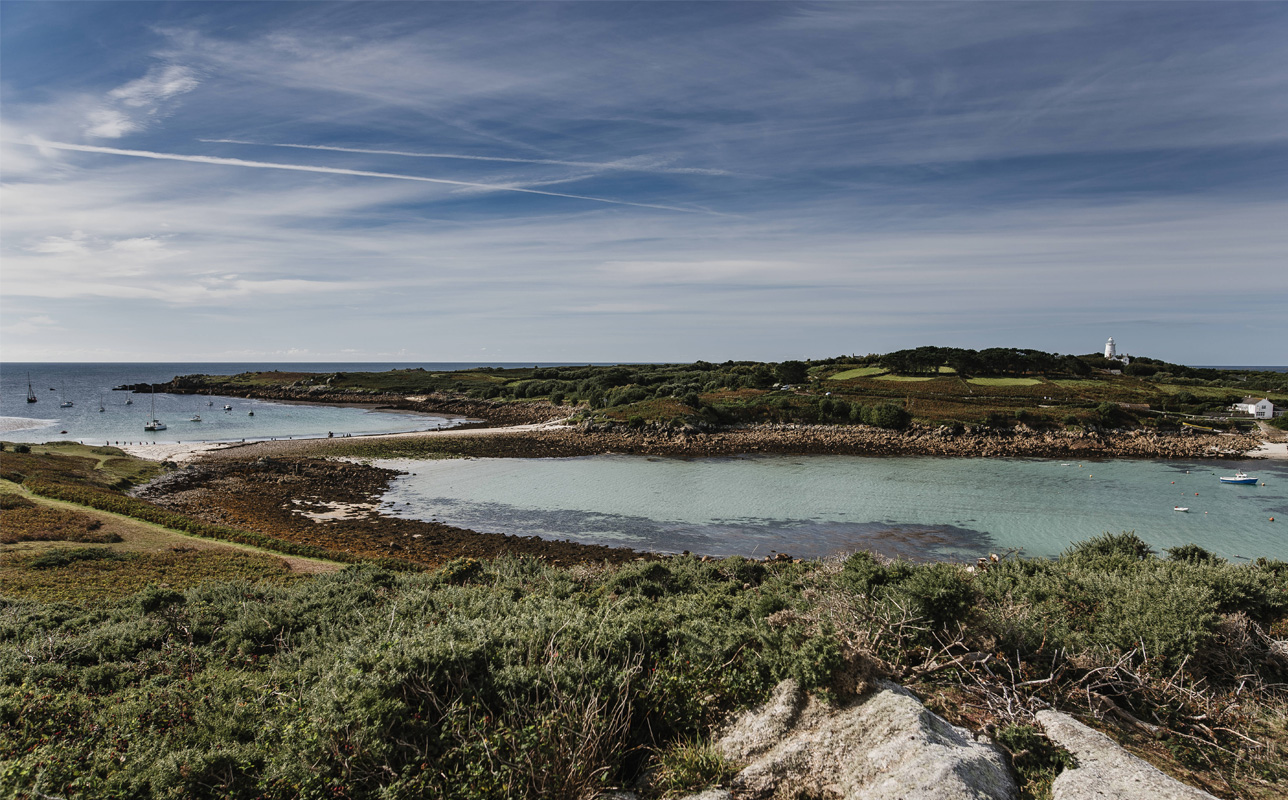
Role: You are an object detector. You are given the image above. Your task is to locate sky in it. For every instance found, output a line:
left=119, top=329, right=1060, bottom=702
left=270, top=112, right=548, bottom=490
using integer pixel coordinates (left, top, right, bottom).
left=2, top=2, right=1285, bottom=366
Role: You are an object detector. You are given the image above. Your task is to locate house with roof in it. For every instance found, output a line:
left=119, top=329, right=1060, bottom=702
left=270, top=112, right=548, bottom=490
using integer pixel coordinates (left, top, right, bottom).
left=1232, top=397, right=1276, bottom=419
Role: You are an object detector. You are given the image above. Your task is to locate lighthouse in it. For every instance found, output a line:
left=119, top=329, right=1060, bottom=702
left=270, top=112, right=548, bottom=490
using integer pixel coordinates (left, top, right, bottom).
left=1104, top=337, right=1130, bottom=365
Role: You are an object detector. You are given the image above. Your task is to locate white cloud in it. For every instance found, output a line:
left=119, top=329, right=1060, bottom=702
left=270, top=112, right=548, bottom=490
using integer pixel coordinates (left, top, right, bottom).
left=84, top=108, right=138, bottom=139
left=108, top=64, right=199, bottom=107
left=84, top=64, right=199, bottom=139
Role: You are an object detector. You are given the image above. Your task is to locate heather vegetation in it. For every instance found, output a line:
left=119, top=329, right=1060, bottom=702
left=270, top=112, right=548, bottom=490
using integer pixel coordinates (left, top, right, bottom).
left=2, top=538, right=1285, bottom=799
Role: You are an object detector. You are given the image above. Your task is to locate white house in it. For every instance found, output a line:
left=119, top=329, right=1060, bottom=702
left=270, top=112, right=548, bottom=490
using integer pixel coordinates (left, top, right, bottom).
left=1232, top=397, right=1275, bottom=419
left=1104, top=337, right=1131, bottom=365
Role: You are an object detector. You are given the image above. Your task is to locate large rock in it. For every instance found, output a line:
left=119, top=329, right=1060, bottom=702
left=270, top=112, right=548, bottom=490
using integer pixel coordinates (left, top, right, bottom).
left=714, top=680, right=1016, bottom=800
left=1035, top=710, right=1220, bottom=800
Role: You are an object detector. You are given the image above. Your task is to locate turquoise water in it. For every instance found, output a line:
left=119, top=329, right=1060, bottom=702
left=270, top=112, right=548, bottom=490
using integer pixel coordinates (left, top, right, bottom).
left=377, top=455, right=1288, bottom=561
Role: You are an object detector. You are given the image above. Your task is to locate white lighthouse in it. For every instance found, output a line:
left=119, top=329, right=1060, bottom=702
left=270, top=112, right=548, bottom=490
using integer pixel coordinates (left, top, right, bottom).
left=1104, top=337, right=1130, bottom=365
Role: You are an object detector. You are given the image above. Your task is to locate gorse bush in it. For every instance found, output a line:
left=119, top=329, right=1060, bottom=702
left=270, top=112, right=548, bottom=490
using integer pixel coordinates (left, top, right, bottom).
left=2, top=539, right=1285, bottom=799
left=0, top=555, right=841, bottom=800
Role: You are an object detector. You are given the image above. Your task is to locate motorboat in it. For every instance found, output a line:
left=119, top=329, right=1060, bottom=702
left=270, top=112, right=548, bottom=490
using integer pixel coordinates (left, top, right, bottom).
left=189, top=415, right=202, bottom=422
left=223, top=404, right=233, bottom=411
left=1174, top=506, right=1189, bottom=512
left=1219, top=471, right=1258, bottom=485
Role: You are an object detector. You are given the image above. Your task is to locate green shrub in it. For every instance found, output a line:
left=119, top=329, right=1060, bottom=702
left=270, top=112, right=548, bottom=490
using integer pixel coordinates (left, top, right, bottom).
left=864, top=403, right=911, bottom=429
left=28, top=547, right=134, bottom=569
left=896, top=563, right=977, bottom=629
left=995, top=723, right=1076, bottom=800
left=1165, top=543, right=1224, bottom=565
left=1062, top=531, right=1154, bottom=569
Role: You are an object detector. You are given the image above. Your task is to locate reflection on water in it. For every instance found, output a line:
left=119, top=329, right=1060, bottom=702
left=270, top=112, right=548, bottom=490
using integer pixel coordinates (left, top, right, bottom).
left=378, top=454, right=1288, bottom=561
left=405, top=497, right=995, bottom=561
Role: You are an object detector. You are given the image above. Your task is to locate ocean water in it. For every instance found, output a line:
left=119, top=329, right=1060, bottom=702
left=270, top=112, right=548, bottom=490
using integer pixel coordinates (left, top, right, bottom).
left=1, top=361, right=585, bottom=444
left=376, top=454, right=1288, bottom=562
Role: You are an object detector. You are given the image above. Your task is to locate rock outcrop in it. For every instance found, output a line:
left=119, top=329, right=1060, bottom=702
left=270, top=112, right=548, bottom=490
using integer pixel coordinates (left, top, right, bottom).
left=705, top=680, right=1016, bottom=800
left=1035, top=710, right=1220, bottom=800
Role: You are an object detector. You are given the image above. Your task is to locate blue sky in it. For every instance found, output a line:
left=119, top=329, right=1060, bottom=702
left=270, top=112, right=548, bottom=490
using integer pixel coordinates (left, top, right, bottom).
left=2, top=1, right=1285, bottom=365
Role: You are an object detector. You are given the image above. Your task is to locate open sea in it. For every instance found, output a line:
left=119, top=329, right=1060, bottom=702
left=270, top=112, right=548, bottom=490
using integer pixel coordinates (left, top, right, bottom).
left=0, top=361, right=587, bottom=445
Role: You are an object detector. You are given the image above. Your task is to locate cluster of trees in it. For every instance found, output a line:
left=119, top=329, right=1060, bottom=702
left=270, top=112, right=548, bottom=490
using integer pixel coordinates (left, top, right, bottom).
left=880, top=347, right=1092, bottom=377
left=473, top=363, right=784, bottom=407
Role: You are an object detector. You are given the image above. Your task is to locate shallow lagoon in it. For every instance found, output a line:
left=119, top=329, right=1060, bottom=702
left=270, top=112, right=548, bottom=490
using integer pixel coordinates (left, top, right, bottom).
left=377, top=454, right=1288, bottom=561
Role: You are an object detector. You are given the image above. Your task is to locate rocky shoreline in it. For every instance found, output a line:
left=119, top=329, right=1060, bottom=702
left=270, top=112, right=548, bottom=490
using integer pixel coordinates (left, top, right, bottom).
left=192, top=420, right=1265, bottom=462
left=137, top=456, right=647, bottom=569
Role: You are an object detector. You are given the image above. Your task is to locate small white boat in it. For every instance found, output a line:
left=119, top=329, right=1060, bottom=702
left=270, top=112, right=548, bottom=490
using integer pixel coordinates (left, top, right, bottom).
left=223, top=404, right=233, bottom=411
left=1174, top=506, right=1189, bottom=512
left=1219, top=471, right=1258, bottom=485
left=189, top=415, right=202, bottom=422
left=247, top=411, right=254, bottom=416
left=60, top=400, right=73, bottom=408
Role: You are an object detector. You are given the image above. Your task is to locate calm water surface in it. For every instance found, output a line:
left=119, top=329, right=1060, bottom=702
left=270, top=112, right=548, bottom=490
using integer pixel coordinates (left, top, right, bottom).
left=377, top=455, right=1288, bottom=561
left=1, top=361, right=584, bottom=444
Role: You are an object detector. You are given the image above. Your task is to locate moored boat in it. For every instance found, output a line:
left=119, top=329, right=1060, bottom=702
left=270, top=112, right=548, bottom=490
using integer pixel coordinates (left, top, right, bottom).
left=1174, top=506, right=1189, bottom=512
left=144, top=386, right=166, bottom=431
left=1219, top=471, right=1258, bottom=485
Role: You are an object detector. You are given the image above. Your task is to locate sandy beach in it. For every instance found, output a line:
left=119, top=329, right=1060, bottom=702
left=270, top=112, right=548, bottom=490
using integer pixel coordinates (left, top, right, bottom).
left=1246, top=441, right=1288, bottom=460
left=117, top=419, right=575, bottom=463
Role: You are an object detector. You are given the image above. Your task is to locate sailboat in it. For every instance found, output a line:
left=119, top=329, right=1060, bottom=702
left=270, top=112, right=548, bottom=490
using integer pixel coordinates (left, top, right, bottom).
left=26, top=373, right=37, bottom=403
left=144, top=386, right=166, bottom=431
left=99, top=396, right=105, bottom=413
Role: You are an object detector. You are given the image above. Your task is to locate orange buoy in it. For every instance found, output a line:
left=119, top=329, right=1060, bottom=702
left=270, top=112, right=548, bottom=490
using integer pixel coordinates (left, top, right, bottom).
left=1171, top=481, right=1175, bottom=484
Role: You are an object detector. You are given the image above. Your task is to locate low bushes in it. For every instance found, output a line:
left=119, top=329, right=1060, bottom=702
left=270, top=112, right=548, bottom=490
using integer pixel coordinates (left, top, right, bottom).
left=1, top=539, right=1285, bottom=798
left=21, top=479, right=418, bottom=572
left=0, top=555, right=841, bottom=799
left=0, top=495, right=122, bottom=544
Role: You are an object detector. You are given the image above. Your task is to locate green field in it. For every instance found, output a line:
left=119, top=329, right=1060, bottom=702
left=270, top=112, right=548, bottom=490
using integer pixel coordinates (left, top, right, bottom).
left=828, top=366, right=888, bottom=380
left=873, top=374, right=936, bottom=382
left=967, top=377, right=1043, bottom=387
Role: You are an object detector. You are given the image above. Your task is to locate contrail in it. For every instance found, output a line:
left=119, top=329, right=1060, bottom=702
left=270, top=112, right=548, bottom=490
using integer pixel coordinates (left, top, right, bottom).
left=26, top=140, right=720, bottom=215
left=200, top=138, right=735, bottom=177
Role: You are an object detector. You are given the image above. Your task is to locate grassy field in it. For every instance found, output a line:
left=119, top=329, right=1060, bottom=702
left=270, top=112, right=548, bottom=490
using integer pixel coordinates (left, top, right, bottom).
left=0, top=441, right=163, bottom=488
left=967, top=377, right=1044, bottom=387
left=828, top=366, right=889, bottom=380
left=872, top=374, right=936, bottom=382
left=1, top=478, right=341, bottom=604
